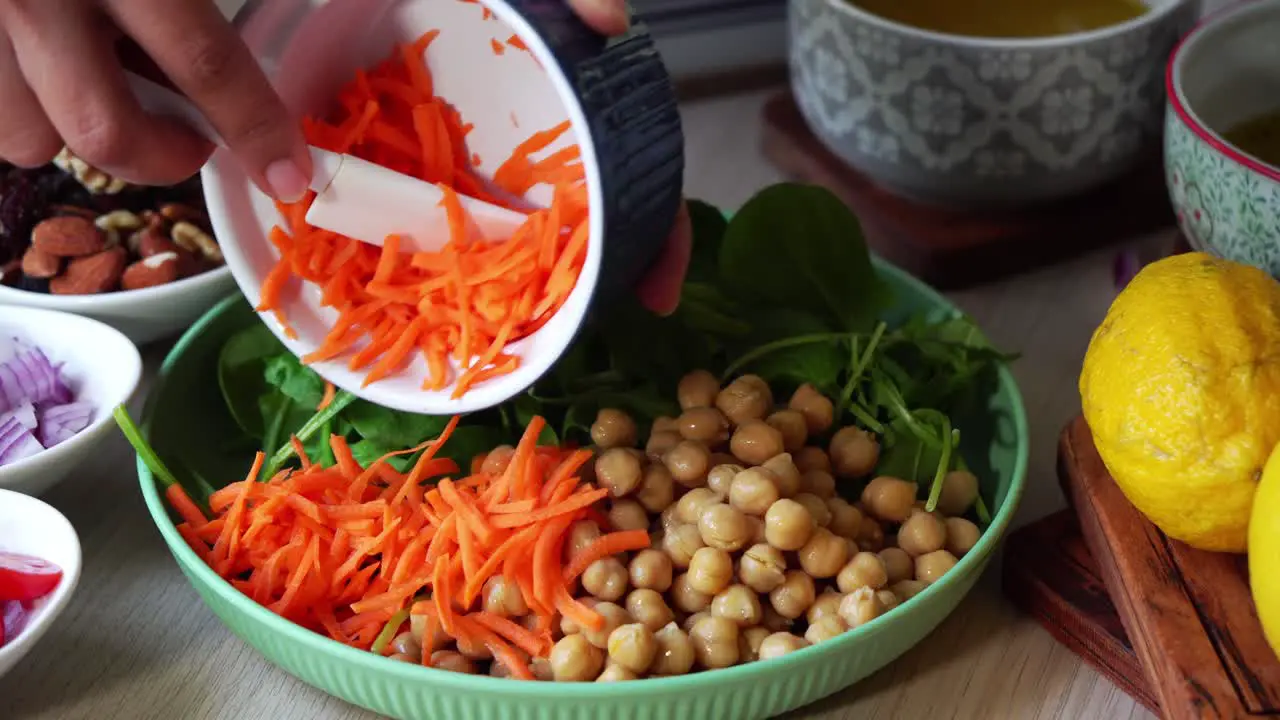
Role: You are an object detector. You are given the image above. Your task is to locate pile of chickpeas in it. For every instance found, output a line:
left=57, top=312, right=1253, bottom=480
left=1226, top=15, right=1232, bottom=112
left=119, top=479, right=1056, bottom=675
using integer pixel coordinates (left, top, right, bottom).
left=386, top=372, right=985, bottom=682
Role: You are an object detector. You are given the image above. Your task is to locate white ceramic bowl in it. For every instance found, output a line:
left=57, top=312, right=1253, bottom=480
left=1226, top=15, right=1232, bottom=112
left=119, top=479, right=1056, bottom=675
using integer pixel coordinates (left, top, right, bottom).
left=788, top=0, right=1201, bottom=205
left=0, top=488, right=81, bottom=679
left=0, top=266, right=236, bottom=346
left=1164, top=0, right=1280, bottom=274
left=0, top=307, right=142, bottom=496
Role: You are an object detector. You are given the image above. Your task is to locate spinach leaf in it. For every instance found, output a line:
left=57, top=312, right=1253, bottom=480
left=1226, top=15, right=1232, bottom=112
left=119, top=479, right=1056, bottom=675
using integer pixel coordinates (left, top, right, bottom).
left=438, top=425, right=508, bottom=468
left=720, top=183, right=890, bottom=333
left=685, top=199, right=728, bottom=283
left=513, top=393, right=559, bottom=446
left=264, top=354, right=327, bottom=408
left=344, top=401, right=451, bottom=449
left=217, top=324, right=285, bottom=437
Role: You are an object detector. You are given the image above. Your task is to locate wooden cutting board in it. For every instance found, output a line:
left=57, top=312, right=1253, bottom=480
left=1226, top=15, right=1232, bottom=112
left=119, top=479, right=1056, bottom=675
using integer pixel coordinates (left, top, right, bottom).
left=1002, top=510, right=1160, bottom=713
left=1058, top=416, right=1280, bottom=719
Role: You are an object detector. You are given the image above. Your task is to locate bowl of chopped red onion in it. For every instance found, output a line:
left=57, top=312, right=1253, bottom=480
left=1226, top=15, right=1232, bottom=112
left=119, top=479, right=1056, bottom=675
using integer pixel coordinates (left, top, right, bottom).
left=0, top=307, right=142, bottom=496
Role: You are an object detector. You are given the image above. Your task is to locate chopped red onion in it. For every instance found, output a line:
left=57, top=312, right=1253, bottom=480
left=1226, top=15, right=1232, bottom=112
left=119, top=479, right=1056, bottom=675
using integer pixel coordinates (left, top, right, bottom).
left=0, top=337, right=64, bottom=413
left=0, top=415, right=44, bottom=467
left=1, top=599, right=29, bottom=648
left=0, top=402, right=37, bottom=431
left=36, top=402, right=93, bottom=448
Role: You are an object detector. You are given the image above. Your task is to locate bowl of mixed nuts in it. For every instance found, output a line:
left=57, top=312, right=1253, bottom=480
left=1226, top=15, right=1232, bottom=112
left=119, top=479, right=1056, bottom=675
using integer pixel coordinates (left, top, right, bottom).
left=0, top=150, right=235, bottom=345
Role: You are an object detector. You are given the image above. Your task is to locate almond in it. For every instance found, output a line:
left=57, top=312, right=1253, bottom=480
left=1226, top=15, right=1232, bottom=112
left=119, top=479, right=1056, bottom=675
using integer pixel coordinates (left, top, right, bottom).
left=50, top=246, right=127, bottom=295
left=21, top=247, right=61, bottom=279
left=32, top=216, right=107, bottom=257
left=121, top=252, right=180, bottom=291
left=136, top=227, right=180, bottom=257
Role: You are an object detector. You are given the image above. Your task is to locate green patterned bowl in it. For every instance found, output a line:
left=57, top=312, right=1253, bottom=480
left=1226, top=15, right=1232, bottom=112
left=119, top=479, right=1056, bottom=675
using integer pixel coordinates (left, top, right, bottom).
left=135, top=259, right=1028, bottom=720
left=1165, top=0, right=1280, bottom=274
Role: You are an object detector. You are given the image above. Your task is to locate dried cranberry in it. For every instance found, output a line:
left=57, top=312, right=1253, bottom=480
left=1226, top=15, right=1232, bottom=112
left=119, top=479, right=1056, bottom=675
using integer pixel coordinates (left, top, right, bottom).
left=15, top=275, right=50, bottom=294
left=0, top=177, right=49, bottom=265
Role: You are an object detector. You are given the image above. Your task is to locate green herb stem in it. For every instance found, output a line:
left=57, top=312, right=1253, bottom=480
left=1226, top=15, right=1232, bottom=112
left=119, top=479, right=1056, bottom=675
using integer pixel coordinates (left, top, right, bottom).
left=264, top=390, right=358, bottom=479
left=721, top=332, right=857, bottom=381
left=839, top=321, right=886, bottom=413
left=113, top=405, right=205, bottom=510
left=924, top=415, right=953, bottom=513
left=974, top=495, right=992, bottom=526
left=845, top=402, right=884, bottom=434
left=370, top=608, right=411, bottom=655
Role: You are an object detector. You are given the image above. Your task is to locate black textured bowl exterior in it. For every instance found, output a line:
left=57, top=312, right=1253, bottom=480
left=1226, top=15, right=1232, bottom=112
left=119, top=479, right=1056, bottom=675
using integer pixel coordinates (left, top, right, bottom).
left=504, top=0, right=685, bottom=305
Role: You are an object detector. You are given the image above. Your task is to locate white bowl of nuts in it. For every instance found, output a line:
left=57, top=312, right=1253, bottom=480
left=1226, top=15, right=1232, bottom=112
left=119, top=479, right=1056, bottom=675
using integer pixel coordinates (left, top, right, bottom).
left=0, top=151, right=235, bottom=345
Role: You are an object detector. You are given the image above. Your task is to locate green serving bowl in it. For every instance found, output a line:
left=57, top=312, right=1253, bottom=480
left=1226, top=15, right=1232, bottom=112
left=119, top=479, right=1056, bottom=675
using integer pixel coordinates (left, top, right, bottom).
left=136, top=259, right=1028, bottom=720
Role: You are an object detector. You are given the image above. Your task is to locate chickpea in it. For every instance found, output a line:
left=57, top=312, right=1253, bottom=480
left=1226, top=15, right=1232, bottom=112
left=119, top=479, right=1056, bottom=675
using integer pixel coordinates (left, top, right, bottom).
left=606, top=623, right=657, bottom=674
left=877, top=589, right=901, bottom=612
left=861, top=476, right=918, bottom=523
left=739, top=626, right=771, bottom=663
left=596, top=663, right=637, bottom=682
left=837, top=551, right=889, bottom=593
left=664, top=440, right=712, bottom=488
left=481, top=445, right=516, bottom=475
left=671, top=573, right=713, bottom=613
left=738, top=543, right=787, bottom=593
left=799, top=527, right=850, bottom=578
left=715, top=375, right=773, bottom=426
left=599, top=501, right=644, bottom=534
left=430, top=650, right=476, bottom=674
left=482, top=576, right=529, bottom=618
left=690, top=616, right=740, bottom=669
left=591, top=409, right=638, bottom=450
left=794, top=492, right=832, bottom=528
left=650, top=623, right=697, bottom=675
left=827, top=498, right=863, bottom=538
left=856, top=516, right=886, bottom=552
left=698, top=503, right=751, bottom=551
left=550, top=634, right=605, bottom=681
left=662, top=524, right=705, bottom=569
left=829, top=426, right=880, bottom=479
left=789, top=384, right=835, bottom=435
left=945, top=518, right=981, bottom=557
left=675, top=488, right=722, bottom=525
left=706, top=463, right=742, bottom=496
left=838, top=587, right=886, bottom=628
left=877, top=547, right=914, bottom=584
left=730, top=421, right=785, bottom=466
left=915, top=550, right=959, bottom=585
left=597, top=449, right=643, bottom=497
left=805, top=615, right=848, bottom=645
left=682, top=611, right=711, bottom=633
left=711, top=584, right=763, bottom=627
left=937, top=470, right=980, bottom=516
left=456, top=633, right=493, bottom=661
left=411, top=612, right=451, bottom=654
left=626, top=588, right=675, bottom=632
left=769, top=570, right=816, bottom=619
left=388, top=652, right=416, bottom=664
left=761, top=453, right=802, bottom=497
left=491, top=648, right=532, bottom=678
left=636, top=464, right=676, bottom=512
left=678, top=370, right=721, bottom=410
left=758, top=633, right=810, bottom=660
left=582, top=557, right=630, bottom=601
left=766, top=409, right=808, bottom=453
left=729, top=467, right=781, bottom=516
left=652, top=415, right=680, bottom=435
left=646, top=430, right=683, bottom=459
left=746, top=515, right=768, bottom=545
left=391, top=631, right=421, bottom=659
left=898, top=511, right=948, bottom=557
left=687, top=546, right=735, bottom=595
left=582, top=602, right=633, bottom=649
left=677, top=407, right=730, bottom=445
left=806, top=591, right=844, bottom=624
left=566, top=520, right=604, bottom=560
left=761, top=606, right=794, bottom=632
left=892, top=579, right=929, bottom=602
left=794, top=446, right=832, bottom=474
left=801, top=470, right=837, bottom=499
left=764, top=499, right=814, bottom=551
left=628, top=549, right=674, bottom=592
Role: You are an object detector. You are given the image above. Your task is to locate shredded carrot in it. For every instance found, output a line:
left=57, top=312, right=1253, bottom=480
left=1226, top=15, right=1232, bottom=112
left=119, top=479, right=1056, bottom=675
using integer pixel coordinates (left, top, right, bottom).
left=172, top=415, right=626, bottom=664
left=260, top=28, right=588, bottom=400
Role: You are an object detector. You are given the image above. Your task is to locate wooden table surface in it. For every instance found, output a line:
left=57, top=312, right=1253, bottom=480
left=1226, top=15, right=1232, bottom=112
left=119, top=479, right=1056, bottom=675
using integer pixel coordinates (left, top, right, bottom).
left=0, top=88, right=1178, bottom=720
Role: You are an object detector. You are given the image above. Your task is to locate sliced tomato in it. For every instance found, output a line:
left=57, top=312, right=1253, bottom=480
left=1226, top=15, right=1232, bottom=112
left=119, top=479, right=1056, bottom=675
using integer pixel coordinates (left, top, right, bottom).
left=0, top=552, right=62, bottom=602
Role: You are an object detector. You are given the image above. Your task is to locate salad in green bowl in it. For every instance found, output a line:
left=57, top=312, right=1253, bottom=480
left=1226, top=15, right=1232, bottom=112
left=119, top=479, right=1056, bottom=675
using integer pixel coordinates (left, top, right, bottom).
left=121, top=183, right=1027, bottom=719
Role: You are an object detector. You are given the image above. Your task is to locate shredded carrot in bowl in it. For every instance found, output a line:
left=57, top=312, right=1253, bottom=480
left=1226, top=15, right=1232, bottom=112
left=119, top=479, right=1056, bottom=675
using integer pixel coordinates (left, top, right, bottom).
left=257, top=29, right=590, bottom=399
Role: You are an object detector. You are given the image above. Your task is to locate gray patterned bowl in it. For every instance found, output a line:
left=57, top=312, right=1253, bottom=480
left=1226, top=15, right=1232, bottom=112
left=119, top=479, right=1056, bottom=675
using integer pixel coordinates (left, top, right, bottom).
left=1165, top=0, right=1280, bottom=275
left=788, top=0, right=1201, bottom=206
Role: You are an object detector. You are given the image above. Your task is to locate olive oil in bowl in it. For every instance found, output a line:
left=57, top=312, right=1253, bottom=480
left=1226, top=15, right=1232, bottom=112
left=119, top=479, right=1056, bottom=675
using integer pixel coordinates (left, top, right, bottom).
left=847, top=0, right=1150, bottom=38
left=1223, top=111, right=1280, bottom=170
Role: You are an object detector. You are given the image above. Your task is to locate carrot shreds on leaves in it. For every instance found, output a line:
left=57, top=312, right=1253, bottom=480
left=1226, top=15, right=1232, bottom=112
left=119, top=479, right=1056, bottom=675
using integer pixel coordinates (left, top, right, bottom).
left=172, top=414, right=631, bottom=665
left=260, top=28, right=589, bottom=399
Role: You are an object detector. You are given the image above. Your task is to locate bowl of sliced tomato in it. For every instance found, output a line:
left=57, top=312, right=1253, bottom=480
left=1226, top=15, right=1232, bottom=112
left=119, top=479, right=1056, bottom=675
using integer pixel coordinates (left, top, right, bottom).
left=0, top=488, right=81, bottom=678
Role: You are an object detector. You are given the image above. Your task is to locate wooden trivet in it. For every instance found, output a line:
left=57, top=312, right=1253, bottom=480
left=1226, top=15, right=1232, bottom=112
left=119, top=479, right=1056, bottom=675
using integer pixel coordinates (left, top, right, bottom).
left=1002, top=510, right=1160, bottom=714
left=1058, top=416, right=1280, bottom=719
left=760, top=92, right=1178, bottom=289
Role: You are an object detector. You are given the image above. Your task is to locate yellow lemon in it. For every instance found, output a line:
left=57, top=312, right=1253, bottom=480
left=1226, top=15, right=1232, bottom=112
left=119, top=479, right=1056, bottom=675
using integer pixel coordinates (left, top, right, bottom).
left=1080, top=252, right=1280, bottom=553
left=1250, top=441, right=1280, bottom=658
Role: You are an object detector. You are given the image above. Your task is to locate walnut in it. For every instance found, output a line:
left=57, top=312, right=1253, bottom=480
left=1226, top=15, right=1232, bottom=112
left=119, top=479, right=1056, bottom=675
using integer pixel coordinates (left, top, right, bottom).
left=170, top=221, right=223, bottom=264
left=52, top=147, right=129, bottom=195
